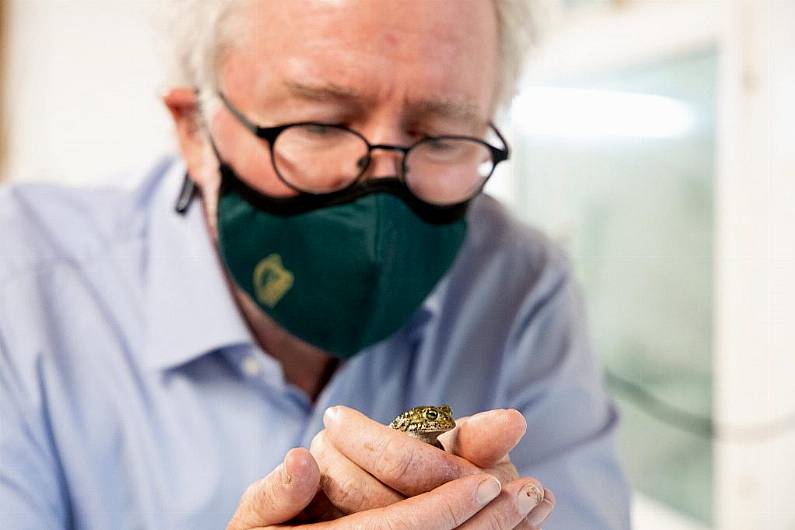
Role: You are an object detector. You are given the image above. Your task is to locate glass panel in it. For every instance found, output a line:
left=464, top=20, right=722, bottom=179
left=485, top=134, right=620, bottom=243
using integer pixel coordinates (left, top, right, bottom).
left=510, top=48, right=716, bottom=525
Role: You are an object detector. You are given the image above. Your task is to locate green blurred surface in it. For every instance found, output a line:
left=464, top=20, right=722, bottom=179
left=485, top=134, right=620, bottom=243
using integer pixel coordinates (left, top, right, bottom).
left=512, top=48, right=716, bottom=525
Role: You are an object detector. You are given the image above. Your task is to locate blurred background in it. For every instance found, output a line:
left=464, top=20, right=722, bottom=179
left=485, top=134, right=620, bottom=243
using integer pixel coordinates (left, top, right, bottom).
left=1, top=1, right=793, bottom=528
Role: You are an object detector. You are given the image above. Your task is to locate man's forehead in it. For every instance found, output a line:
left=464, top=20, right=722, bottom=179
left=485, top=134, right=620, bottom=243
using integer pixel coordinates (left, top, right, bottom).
left=235, top=0, right=497, bottom=63
left=224, top=0, right=498, bottom=121
left=283, top=80, right=485, bottom=126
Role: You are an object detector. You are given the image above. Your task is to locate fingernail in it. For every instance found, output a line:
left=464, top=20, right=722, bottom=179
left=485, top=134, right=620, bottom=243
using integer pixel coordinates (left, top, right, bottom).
left=279, top=463, right=292, bottom=485
left=476, top=477, right=501, bottom=505
left=323, top=406, right=340, bottom=426
left=516, top=482, right=543, bottom=514
left=527, top=496, right=554, bottom=526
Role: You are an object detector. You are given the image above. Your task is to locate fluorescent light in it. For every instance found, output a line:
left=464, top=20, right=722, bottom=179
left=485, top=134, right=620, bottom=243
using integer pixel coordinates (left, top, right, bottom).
left=512, top=87, right=695, bottom=139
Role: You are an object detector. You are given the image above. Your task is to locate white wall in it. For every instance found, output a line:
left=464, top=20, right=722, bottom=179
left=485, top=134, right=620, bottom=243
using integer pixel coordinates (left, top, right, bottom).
left=715, top=0, right=795, bottom=528
left=3, top=0, right=173, bottom=186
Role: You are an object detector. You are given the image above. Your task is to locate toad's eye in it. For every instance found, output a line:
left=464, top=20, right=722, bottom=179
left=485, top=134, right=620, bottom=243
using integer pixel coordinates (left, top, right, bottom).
left=425, top=409, right=439, bottom=421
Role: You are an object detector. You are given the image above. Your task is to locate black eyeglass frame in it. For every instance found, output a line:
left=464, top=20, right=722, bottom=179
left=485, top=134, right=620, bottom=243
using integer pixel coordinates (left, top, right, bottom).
left=216, top=92, right=511, bottom=202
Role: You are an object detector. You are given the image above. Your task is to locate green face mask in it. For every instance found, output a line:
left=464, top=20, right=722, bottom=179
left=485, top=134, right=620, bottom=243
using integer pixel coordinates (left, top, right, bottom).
left=215, top=164, right=468, bottom=358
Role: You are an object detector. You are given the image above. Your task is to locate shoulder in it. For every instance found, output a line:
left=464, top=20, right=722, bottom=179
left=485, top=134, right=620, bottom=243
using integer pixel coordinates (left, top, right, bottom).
left=0, top=157, right=173, bottom=287
left=0, top=157, right=179, bottom=407
left=454, top=194, right=571, bottom=301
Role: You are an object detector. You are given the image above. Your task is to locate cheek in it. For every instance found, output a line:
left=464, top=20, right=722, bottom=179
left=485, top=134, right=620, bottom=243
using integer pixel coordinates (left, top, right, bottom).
left=213, top=111, right=298, bottom=198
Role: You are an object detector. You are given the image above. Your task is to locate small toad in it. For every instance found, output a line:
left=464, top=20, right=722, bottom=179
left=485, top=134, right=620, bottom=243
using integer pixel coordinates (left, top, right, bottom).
left=389, top=404, right=456, bottom=450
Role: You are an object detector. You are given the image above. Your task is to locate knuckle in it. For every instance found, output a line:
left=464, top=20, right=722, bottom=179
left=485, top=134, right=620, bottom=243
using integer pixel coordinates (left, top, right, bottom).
left=260, top=476, right=285, bottom=513
left=376, top=436, right=417, bottom=480
left=485, top=510, right=509, bottom=530
left=322, top=473, right=367, bottom=513
left=381, top=510, right=419, bottom=530
left=479, top=496, right=516, bottom=530
left=439, top=495, right=465, bottom=528
left=242, top=476, right=282, bottom=521
left=337, top=489, right=367, bottom=514
left=493, top=462, right=520, bottom=483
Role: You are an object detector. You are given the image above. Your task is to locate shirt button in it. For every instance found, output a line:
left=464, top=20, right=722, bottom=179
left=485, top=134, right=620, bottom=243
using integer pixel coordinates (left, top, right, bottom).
left=242, top=355, right=262, bottom=378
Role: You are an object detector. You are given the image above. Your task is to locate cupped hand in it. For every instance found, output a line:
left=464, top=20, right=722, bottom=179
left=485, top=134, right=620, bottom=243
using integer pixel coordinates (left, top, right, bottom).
left=225, top=446, right=536, bottom=529
left=309, top=406, right=555, bottom=529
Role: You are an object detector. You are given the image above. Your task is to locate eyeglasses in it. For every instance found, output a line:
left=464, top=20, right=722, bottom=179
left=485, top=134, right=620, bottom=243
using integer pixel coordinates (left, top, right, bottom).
left=217, top=92, right=510, bottom=206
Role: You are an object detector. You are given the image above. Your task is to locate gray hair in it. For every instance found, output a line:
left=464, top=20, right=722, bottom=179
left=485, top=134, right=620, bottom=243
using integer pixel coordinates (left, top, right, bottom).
left=162, top=0, right=537, bottom=112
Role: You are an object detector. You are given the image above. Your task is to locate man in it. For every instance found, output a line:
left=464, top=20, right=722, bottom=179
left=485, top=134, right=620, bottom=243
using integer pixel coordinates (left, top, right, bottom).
left=0, top=1, right=631, bottom=529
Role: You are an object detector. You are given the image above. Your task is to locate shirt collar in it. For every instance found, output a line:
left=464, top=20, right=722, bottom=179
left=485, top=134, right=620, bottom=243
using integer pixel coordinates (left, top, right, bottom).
left=142, top=159, right=254, bottom=370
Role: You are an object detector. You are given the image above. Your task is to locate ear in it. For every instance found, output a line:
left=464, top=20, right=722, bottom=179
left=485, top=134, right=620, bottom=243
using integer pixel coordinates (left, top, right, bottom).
left=162, top=87, right=209, bottom=182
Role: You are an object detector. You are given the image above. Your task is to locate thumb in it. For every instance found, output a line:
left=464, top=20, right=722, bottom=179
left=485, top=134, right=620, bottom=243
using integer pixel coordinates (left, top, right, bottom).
left=439, top=409, right=527, bottom=468
left=226, top=447, right=320, bottom=530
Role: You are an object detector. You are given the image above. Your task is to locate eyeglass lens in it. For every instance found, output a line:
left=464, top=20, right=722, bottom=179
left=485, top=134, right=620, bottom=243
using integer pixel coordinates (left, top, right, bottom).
left=271, top=124, right=495, bottom=205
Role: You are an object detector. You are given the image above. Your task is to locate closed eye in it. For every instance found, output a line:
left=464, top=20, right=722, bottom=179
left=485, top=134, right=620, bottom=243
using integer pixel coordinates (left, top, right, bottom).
left=303, top=124, right=345, bottom=136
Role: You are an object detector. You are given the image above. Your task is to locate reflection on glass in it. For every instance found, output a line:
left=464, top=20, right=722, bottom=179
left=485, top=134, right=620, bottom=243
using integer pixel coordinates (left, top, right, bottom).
left=511, top=48, right=716, bottom=525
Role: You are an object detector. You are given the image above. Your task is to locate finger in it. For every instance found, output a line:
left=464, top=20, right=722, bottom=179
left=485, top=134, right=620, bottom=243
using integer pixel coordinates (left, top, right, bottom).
left=323, top=406, right=482, bottom=496
left=327, top=474, right=503, bottom=530
left=225, top=448, right=319, bottom=530
left=438, top=409, right=527, bottom=469
left=310, top=429, right=405, bottom=514
left=456, top=478, right=545, bottom=530
left=526, top=488, right=556, bottom=529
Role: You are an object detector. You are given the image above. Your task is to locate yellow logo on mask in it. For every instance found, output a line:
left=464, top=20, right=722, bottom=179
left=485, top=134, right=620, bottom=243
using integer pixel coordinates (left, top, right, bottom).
left=253, top=254, right=294, bottom=307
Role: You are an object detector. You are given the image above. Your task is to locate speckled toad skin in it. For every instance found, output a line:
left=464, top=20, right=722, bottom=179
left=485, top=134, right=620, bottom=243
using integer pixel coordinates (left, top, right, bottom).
left=389, top=405, right=456, bottom=450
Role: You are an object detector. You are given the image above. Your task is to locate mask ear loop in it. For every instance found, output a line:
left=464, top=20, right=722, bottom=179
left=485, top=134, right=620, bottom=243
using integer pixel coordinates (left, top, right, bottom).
left=174, top=88, right=218, bottom=215
left=174, top=173, right=197, bottom=215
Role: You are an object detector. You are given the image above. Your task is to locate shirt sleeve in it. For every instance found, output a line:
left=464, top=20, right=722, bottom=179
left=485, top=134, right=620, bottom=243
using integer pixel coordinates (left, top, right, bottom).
left=503, top=249, right=633, bottom=530
left=0, top=330, right=70, bottom=529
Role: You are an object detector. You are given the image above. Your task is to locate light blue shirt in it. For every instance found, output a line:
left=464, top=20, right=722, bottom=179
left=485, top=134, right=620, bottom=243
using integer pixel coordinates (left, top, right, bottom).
left=0, top=157, right=631, bottom=529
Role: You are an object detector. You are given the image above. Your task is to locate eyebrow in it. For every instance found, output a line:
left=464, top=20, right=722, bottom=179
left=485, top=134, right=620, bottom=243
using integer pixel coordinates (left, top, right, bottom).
left=285, top=81, right=363, bottom=102
left=284, top=80, right=485, bottom=129
left=412, top=99, right=484, bottom=130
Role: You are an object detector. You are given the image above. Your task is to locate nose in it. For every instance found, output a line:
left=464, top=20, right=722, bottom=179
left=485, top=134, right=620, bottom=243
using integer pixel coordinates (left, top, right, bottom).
left=359, top=146, right=403, bottom=180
